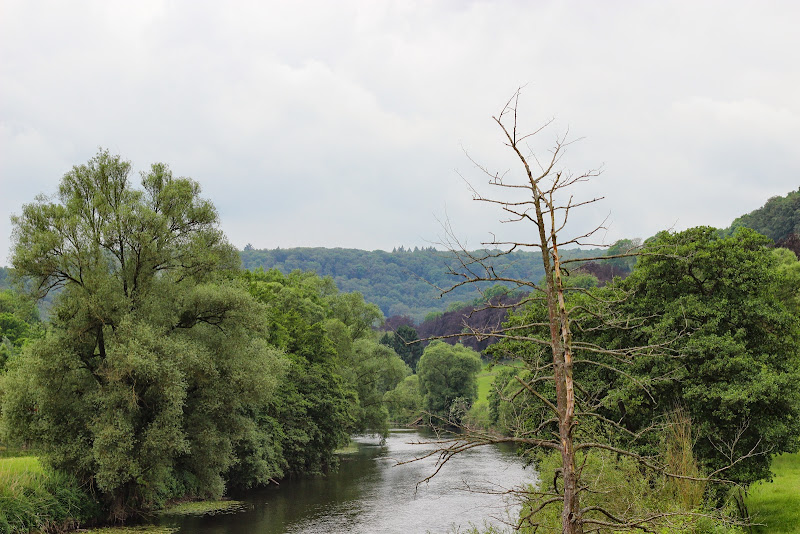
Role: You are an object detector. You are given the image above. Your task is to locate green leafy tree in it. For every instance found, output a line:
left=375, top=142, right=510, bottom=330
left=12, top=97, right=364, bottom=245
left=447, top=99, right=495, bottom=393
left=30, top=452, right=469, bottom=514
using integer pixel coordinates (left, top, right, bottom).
left=730, top=187, right=800, bottom=242
left=416, top=341, right=482, bottom=422
left=327, top=291, right=383, bottom=340
left=1, top=150, right=284, bottom=519
left=243, top=267, right=404, bottom=459
left=339, top=339, right=410, bottom=435
left=242, top=268, right=354, bottom=474
left=598, top=227, right=800, bottom=487
left=771, top=247, right=800, bottom=316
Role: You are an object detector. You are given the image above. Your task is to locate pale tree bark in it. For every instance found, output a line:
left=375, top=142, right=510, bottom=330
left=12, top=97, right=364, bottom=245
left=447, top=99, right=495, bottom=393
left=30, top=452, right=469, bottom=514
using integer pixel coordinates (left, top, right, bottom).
left=475, top=91, right=598, bottom=533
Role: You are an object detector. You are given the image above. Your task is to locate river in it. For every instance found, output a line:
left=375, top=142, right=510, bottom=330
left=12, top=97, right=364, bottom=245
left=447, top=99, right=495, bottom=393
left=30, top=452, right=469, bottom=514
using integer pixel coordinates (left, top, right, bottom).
left=159, top=428, right=535, bottom=534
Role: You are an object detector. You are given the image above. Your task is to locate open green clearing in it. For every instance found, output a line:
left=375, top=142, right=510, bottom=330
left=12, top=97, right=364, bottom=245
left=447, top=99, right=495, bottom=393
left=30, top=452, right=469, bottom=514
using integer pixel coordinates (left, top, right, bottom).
left=746, top=452, right=800, bottom=533
left=473, top=361, right=521, bottom=409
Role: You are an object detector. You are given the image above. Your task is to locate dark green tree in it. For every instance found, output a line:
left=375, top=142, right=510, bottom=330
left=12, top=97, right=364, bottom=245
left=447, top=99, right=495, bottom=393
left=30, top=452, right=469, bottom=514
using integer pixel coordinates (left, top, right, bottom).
left=598, top=227, right=800, bottom=487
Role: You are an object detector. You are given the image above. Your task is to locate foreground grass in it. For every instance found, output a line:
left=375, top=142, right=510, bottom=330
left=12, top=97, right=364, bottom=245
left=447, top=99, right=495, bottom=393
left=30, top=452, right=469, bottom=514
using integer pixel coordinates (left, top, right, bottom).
left=0, top=455, right=99, bottom=533
left=746, top=452, right=800, bottom=533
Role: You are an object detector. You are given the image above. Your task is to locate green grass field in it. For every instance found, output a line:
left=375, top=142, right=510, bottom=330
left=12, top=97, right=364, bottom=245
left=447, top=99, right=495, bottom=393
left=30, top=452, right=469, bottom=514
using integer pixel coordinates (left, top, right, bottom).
left=746, top=452, right=800, bottom=533
left=473, top=368, right=496, bottom=409
left=473, top=361, right=522, bottom=409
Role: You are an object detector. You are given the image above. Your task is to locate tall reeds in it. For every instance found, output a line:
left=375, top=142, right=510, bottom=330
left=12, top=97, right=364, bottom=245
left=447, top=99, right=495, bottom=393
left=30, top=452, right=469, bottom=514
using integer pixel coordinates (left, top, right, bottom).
left=663, top=406, right=706, bottom=510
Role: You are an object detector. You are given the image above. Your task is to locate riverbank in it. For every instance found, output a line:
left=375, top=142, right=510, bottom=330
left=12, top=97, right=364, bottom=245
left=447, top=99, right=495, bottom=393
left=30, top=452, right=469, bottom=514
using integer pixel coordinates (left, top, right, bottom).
left=0, top=455, right=247, bottom=534
left=2, top=430, right=529, bottom=534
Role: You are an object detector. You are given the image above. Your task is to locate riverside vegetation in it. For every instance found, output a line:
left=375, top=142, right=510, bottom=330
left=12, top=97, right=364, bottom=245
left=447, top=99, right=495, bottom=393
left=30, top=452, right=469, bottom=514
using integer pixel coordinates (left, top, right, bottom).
left=0, top=145, right=798, bottom=533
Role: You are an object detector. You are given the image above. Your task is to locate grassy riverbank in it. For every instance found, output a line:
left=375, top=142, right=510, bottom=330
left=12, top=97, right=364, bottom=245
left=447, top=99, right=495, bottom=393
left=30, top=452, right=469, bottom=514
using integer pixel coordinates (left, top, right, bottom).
left=0, top=456, right=99, bottom=533
left=745, top=452, right=800, bottom=533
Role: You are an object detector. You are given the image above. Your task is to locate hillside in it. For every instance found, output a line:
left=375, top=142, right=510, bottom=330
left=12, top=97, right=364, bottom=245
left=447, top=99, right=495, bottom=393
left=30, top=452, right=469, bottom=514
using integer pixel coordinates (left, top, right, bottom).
left=730, top=187, right=800, bottom=254
left=240, top=246, right=603, bottom=321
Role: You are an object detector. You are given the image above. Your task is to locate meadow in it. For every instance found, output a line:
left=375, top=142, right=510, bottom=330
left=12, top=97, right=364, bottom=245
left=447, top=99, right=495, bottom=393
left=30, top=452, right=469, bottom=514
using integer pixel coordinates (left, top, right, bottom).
left=745, top=452, right=800, bottom=533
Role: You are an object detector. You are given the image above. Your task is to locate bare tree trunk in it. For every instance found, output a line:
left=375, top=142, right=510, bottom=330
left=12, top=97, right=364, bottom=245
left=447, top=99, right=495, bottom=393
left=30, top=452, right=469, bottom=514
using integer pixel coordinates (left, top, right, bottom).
left=528, top=138, right=583, bottom=534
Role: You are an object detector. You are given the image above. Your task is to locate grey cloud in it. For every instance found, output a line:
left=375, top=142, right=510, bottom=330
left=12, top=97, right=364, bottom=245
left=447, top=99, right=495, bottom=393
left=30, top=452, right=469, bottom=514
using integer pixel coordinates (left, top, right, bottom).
left=2, top=0, right=799, bottom=262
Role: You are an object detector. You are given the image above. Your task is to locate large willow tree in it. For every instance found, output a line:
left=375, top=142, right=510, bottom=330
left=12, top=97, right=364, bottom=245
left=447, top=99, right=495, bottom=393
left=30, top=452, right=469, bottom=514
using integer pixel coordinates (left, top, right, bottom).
left=2, top=150, right=284, bottom=519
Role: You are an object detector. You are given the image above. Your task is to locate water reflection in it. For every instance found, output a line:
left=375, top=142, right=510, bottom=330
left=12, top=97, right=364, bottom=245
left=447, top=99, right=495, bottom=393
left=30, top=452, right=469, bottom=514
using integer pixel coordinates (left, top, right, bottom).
left=160, top=428, right=535, bottom=534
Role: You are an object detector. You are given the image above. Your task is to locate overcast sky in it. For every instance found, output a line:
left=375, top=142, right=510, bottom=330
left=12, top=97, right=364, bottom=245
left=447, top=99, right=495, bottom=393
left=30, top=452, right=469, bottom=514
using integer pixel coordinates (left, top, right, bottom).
left=2, top=1, right=799, bottom=264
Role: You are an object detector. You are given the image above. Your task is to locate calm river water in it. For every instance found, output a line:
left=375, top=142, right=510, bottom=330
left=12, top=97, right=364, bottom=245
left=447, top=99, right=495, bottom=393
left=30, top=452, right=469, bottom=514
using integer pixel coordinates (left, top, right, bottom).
left=159, top=428, right=535, bottom=534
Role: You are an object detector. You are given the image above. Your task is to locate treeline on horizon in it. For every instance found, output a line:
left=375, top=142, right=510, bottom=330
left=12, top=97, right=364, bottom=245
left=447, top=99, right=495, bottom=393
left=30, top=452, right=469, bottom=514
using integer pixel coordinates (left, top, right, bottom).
left=235, top=186, right=800, bottom=326
left=4, top=187, right=799, bottom=319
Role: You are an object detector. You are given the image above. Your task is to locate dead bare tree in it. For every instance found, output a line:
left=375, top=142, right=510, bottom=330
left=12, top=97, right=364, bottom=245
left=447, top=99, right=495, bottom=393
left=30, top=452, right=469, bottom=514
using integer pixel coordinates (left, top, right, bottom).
left=404, top=90, right=755, bottom=534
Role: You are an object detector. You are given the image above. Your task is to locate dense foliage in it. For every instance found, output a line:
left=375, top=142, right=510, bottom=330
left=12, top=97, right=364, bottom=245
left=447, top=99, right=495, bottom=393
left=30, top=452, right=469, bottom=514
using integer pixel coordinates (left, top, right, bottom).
left=242, top=267, right=407, bottom=460
left=417, top=341, right=482, bottom=423
left=490, top=226, right=800, bottom=490
left=2, top=146, right=797, bottom=530
left=379, top=325, right=423, bottom=371
left=0, top=290, right=41, bottom=370
left=2, top=151, right=284, bottom=519
left=602, top=227, right=800, bottom=486
left=0, top=267, right=10, bottom=290
left=383, top=374, right=423, bottom=424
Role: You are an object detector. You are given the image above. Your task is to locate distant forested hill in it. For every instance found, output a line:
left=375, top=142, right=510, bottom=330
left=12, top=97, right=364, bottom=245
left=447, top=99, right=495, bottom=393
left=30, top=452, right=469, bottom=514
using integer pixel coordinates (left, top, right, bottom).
left=240, top=246, right=603, bottom=321
left=730, top=188, right=800, bottom=254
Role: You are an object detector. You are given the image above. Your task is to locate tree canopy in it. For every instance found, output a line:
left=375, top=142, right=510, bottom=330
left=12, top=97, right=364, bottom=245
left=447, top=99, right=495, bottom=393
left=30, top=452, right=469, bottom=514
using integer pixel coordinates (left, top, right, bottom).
left=240, top=246, right=601, bottom=321
left=416, top=341, right=482, bottom=423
